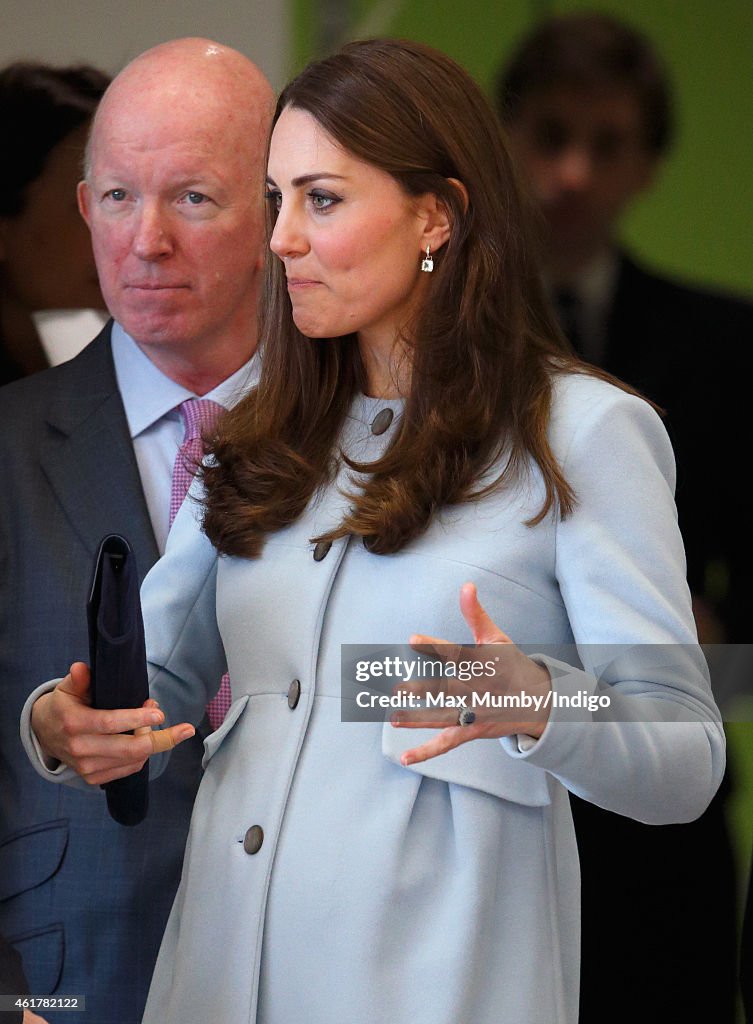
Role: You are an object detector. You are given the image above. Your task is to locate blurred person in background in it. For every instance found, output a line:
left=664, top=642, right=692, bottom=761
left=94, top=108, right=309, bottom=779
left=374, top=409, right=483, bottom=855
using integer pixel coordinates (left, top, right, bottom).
left=0, top=61, right=109, bottom=384
left=496, top=13, right=746, bottom=1022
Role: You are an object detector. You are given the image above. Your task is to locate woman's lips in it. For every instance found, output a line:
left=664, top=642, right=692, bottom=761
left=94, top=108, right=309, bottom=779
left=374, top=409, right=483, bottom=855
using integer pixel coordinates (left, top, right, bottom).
left=286, top=278, right=321, bottom=289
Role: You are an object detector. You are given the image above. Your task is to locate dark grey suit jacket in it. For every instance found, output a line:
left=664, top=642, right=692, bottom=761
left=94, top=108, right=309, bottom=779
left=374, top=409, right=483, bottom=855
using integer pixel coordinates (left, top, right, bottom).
left=0, top=931, right=27, bottom=1022
left=0, top=324, right=204, bottom=1024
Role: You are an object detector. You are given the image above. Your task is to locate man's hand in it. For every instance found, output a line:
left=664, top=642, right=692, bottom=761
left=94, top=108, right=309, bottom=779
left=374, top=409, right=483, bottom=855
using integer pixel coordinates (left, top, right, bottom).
left=31, top=662, right=195, bottom=785
left=24, top=1011, right=49, bottom=1023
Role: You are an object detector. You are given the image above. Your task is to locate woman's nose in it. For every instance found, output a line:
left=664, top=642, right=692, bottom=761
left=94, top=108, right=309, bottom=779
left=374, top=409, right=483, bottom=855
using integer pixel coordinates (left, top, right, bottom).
left=269, top=201, right=308, bottom=260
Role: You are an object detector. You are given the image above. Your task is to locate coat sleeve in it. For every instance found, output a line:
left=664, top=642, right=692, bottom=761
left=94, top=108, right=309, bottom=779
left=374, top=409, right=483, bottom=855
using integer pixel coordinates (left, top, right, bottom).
left=141, top=482, right=227, bottom=729
left=500, top=381, right=725, bottom=824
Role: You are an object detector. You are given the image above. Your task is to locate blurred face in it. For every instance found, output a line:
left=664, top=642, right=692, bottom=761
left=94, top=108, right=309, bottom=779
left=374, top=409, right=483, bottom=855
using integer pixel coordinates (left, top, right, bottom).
left=0, top=124, right=102, bottom=311
left=267, top=106, right=439, bottom=356
left=506, top=87, right=657, bottom=264
left=78, top=96, right=264, bottom=360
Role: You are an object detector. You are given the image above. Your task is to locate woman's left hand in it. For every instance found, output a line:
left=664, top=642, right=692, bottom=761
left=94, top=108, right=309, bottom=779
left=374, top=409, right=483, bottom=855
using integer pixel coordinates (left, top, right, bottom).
left=392, top=583, right=552, bottom=766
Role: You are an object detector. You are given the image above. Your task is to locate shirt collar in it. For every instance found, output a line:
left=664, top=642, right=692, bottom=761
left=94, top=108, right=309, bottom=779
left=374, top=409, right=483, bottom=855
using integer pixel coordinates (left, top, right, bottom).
left=111, top=321, right=259, bottom=439
left=546, top=247, right=620, bottom=318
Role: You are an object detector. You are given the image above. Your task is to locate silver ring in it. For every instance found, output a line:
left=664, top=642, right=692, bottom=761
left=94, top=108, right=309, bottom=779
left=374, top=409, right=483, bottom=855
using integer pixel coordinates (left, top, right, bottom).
left=457, top=708, right=476, bottom=727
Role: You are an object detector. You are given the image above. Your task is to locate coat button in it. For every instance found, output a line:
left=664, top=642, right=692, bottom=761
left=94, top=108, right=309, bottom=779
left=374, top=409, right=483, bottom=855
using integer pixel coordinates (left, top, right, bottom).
left=243, top=825, right=264, bottom=855
left=371, top=408, right=394, bottom=435
left=313, top=540, right=332, bottom=561
left=287, top=679, right=301, bottom=710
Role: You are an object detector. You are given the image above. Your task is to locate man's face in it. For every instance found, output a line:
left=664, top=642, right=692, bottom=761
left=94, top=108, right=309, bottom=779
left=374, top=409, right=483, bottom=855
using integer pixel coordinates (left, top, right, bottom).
left=78, top=99, right=264, bottom=361
left=506, top=87, right=658, bottom=262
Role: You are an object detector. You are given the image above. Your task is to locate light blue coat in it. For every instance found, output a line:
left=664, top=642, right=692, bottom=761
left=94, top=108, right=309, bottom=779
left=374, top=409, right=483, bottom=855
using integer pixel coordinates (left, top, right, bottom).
left=23, top=373, right=724, bottom=1024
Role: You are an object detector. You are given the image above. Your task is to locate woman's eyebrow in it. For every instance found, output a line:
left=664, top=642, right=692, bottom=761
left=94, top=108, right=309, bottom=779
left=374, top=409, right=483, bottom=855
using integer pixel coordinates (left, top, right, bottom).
left=265, top=173, right=347, bottom=188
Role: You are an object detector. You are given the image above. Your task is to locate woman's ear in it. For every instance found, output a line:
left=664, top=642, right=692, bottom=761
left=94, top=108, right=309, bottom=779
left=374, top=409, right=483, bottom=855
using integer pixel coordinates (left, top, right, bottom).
left=447, top=177, right=469, bottom=213
left=417, top=178, right=468, bottom=255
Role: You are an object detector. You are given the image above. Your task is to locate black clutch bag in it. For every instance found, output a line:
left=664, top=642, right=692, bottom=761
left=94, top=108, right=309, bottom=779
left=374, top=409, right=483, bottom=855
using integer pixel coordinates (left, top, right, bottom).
left=87, top=534, right=149, bottom=826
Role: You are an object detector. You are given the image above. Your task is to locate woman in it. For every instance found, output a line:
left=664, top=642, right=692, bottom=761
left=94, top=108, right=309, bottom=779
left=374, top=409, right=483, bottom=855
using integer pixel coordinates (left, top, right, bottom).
left=26, top=40, right=722, bottom=1024
left=0, top=61, right=109, bottom=383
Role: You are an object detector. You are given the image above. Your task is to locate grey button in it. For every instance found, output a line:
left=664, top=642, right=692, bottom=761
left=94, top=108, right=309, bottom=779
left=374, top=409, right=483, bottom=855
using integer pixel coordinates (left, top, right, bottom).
left=371, top=408, right=394, bottom=435
left=313, top=540, right=332, bottom=561
left=243, top=825, right=264, bottom=855
left=287, top=679, right=301, bottom=710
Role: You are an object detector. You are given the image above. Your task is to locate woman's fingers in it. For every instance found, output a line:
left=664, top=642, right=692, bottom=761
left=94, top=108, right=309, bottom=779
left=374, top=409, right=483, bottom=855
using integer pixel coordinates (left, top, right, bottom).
left=400, top=727, right=463, bottom=766
left=397, top=719, right=510, bottom=766
left=459, top=582, right=512, bottom=645
left=408, top=634, right=464, bottom=661
left=393, top=584, right=552, bottom=762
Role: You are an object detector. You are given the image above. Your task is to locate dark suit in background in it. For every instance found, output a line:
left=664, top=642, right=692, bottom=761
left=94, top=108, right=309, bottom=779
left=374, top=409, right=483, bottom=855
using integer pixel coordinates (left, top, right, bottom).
left=0, top=325, right=204, bottom=1024
left=563, top=251, right=748, bottom=1022
left=0, top=932, right=27, bottom=1023
left=598, top=252, right=752, bottom=640
left=742, top=872, right=753, bottom=1022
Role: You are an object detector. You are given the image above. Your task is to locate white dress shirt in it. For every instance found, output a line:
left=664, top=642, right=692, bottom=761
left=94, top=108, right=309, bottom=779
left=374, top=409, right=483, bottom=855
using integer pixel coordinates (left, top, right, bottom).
left=111, top=322, right=259, bottom=554
left=33, top=309, right=109, bottom=366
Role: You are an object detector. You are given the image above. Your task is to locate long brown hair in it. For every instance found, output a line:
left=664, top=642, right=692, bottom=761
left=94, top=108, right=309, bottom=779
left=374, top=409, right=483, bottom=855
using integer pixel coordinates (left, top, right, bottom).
left=202, top=38, right=597, bottom=558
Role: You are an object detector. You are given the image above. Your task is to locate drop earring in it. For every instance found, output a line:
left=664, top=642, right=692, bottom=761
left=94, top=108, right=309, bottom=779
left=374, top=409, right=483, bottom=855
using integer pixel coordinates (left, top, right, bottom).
left=420, top=245, right=433, bottom=273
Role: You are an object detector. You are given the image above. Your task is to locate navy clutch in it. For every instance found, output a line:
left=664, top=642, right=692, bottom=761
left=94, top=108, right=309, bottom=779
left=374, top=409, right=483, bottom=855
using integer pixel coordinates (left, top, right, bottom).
left=87, top=534, right=149, bottom=826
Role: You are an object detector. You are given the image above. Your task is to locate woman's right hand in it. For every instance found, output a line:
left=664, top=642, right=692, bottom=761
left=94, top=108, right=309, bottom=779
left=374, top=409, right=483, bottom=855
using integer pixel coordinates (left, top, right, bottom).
left=30, top=662, right=195, bottom=785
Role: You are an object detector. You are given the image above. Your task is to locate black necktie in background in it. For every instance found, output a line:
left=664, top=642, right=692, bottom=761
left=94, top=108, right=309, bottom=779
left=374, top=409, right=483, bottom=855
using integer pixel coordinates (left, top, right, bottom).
left=554, top=288, right=584, bottom=356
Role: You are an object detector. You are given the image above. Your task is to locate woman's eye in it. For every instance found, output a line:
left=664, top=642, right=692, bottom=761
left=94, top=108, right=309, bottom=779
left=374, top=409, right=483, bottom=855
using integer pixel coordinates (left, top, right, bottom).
left=264, top=189, right=282, bottom=210
left=309, top=191, right=339, bottom=211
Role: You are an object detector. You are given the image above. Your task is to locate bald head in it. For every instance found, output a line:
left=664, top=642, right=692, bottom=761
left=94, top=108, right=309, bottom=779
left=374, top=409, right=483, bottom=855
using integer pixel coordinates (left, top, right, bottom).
left=87, top=38, right=273, bottom=180
left=78, top=38, right=274, bottom=392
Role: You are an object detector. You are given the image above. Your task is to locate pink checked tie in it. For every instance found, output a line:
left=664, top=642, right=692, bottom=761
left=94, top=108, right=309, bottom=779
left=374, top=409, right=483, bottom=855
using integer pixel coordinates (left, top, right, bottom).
left=170, top=398, right=231, bottom=731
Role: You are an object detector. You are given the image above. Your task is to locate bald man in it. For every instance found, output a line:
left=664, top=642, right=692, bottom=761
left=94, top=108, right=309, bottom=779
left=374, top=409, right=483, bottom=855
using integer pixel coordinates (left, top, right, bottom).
left=0, top=39, right=273, bottom=1024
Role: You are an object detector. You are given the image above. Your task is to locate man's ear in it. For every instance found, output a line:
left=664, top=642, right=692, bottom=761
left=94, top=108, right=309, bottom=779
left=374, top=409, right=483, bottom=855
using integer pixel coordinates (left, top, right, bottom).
left=77, top=180, right=92, bottom=228
left=417, top=178, right=469, bottom=255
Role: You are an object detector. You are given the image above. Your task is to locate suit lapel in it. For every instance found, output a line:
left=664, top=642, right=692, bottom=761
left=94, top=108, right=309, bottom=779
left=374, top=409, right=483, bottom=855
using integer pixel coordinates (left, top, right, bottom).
left=605, top=252, right=642, bottom=369
left=40, top=325, right=159, bottom=582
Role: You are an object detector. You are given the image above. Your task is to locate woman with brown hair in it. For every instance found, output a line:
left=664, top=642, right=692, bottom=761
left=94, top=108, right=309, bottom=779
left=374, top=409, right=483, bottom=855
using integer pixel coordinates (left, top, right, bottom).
left=25, top=39, right=722, bottom=1024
